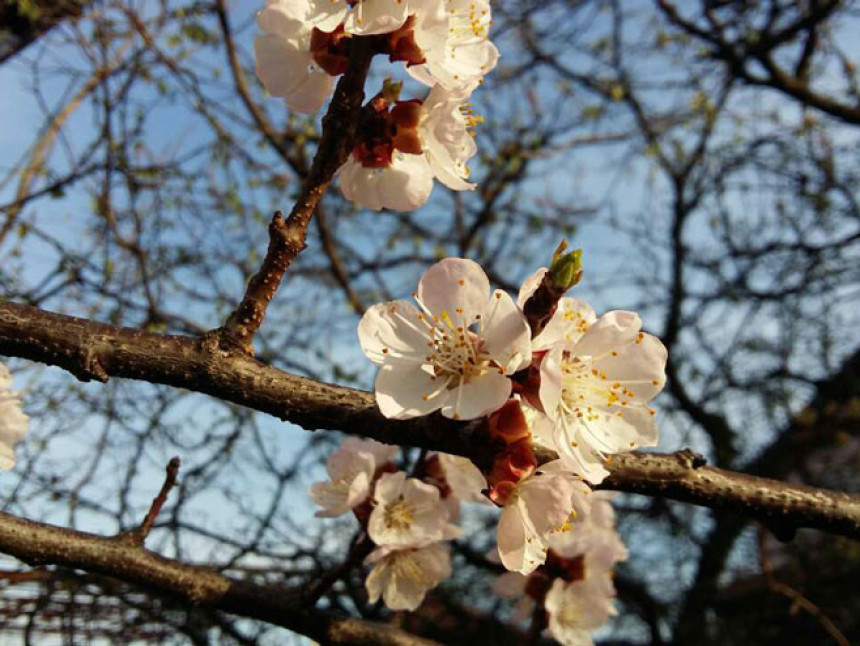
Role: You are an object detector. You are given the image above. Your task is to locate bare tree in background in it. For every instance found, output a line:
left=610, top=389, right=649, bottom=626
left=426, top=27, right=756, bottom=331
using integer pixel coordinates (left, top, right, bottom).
left=0, top=0, right=858, bottom=644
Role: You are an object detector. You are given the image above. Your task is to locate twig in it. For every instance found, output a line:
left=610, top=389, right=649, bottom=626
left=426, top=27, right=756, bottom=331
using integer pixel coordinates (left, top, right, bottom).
left=117, top=456, right=181, bottom=545
left=217, top=37, right=375, bottom=351
left=138, top=457, right=181, bottom=541
left=302, top=533, right=374, bottom=606
left=757, top=527, right=850, bottom=646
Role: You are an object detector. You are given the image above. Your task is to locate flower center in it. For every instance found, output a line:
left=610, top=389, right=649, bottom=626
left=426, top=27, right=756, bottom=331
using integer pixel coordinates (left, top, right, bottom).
left=383, top=496, right=414, bottom=531
left=425, top=310, right=491, bottom=383
left=559, top=357, right=629, bottom=416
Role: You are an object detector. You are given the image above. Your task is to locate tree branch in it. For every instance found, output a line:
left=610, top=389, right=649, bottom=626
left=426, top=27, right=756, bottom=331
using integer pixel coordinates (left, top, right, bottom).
left=217, top=36, right=375, bottom=351
left=1, top=299, right=859, bottom=540
left=0, top=510, right=438, bottom=646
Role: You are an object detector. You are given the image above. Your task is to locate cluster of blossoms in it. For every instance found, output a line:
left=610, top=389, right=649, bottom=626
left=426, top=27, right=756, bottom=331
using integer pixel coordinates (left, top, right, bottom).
left=255, top=0, right=497, bottom=210
left=0, top=362, right=28, bottom=471
left=493, top=493, right=628, bottom=645
left=337, top=256, right=667, bottom=641
left=309, top=437, right=487, bottom=609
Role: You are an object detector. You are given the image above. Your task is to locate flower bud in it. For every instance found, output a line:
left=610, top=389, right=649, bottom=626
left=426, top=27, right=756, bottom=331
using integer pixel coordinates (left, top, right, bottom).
left=548, top=242, right=583, bottom=292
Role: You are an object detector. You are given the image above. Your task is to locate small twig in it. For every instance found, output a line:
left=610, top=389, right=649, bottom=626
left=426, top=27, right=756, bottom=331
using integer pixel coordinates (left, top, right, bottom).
left=758, top=526, right=850, bottom=646
left=119, top=457, right=180, bottom=545
left=302, top=533, right=374, bottom=606
left=217, top=37, right=375, bottom=351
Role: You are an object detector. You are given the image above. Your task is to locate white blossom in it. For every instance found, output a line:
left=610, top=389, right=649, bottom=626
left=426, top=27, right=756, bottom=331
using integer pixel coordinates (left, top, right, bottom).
left=365, top=541, right=452, bottom=610
left=496, top=463, right=591, bottom=575
left=368, top=471, right=459, bottom=546
left=545, top=577, right=613, bottom=646
left=407, top=0, right=499, bottom=92
left=254, top=0, right=335, bottom=113
left=533, top=309, right=667, bottom=484
left=309, top=438, right=397, bottom=517
left=358, top=258, right=531, bottom=420
left=0, top=363, right=28, bottom=471
left=338, top=87, right=478, bottom=212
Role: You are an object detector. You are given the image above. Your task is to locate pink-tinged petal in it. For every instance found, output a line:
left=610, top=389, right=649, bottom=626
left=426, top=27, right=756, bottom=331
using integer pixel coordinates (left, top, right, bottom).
left=593, top=332, right=667, bottom=402
left=416, top=257, right=490, bottom=323
left=256, top=3, right=308, bottom=35
left=440, top=370, right=511, bottom=420
left=573, top=310, right=641, bottom=358
left=438, top=453, right=488, bottom=503
left=518, top=473, right=576, bottom=536
left=376, top=153, right=434, bottom=211
left=339, top=157, right=384, bottom=210
left=326, top=446, right=374, bottom=481
left=254, top=34, right=306, bottom=97
left=538, top=345, right=564, bottom=417
left=358, top=300, right=428, bottom=366
left=497, top=502, right=527, bottom=573
left=284, top=66, right=333, bottom=114
left=375, top=365, right=444, bottom=419
left=481, top=290, right=531, bottom=373
left=0, top=400, right=27, bottom=470
left=341, top=437, right=399, bottom=467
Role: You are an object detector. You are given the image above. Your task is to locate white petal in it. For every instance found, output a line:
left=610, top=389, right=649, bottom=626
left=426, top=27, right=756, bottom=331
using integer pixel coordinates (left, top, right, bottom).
left=374, top=364, right=445, bottom=419
left=376, top=153, right=434, bottom=211
left=284, top=66, right=333, bottom=114
left=439, top=371, right=511, bottom=420
left=480, top=290, right=532, bottom=373
left=257, top=3, right=310, bottom=35
left=416, top=257, right=490, bottom=324
left=344, top=0, right=409, bottom=35
left=535, top=298, right=598, bottom=351
left=254, top=34, right=307, bottom=97
left=592, top=332, right=667, bottom=403
left=306, top=0, right=347, bottom=31
left=358, top=300, right=428, bottom=366
left=497, top=502, right=528, bottom=573
left=538, top=344, right=564, bottom=417
left=573, top=310, right=641, bottom=358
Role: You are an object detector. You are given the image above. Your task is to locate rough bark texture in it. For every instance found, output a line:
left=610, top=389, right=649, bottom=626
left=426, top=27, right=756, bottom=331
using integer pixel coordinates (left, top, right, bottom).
left=0, top=511, right=438, bottom=646
left=1, top=299, right=859, bottom=540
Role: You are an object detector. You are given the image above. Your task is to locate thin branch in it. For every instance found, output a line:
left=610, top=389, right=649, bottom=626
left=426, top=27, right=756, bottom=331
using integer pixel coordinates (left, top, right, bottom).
left=757, top=526, right=850, bottom=646
left=118, top=456, right=181, bottom=545
left=1, top=300, right=859, bottom=540
left=0, top=511, right=438, bottom=646
left=217, top=37, right=375, bottom=350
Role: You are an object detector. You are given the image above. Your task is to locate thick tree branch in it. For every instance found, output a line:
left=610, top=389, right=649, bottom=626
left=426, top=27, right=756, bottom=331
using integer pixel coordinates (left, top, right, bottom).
left=0, top=511, right=438, bottom=646
left=1, top=300, right=859, bottom=540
